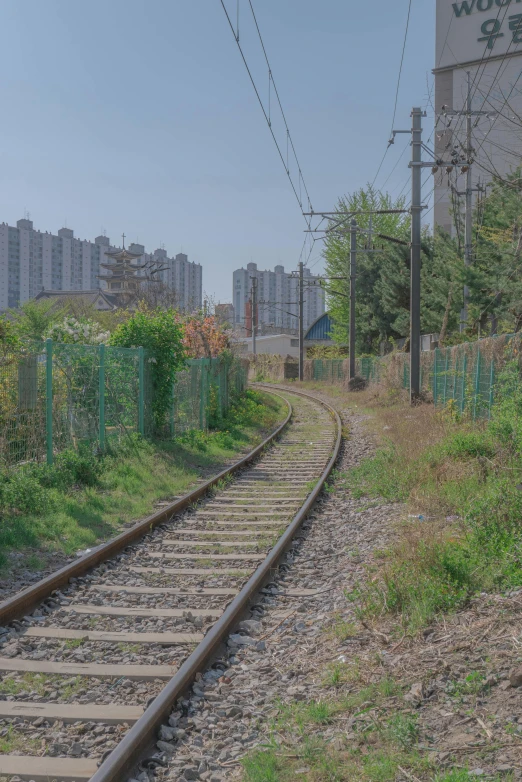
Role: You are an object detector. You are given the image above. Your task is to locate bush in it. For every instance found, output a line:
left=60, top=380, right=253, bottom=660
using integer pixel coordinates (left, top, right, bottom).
left=436, top=429, right=496, bottom=460
left=110, top=306, right=186, bottom=431
left=0, top=470, right=57, bottom=516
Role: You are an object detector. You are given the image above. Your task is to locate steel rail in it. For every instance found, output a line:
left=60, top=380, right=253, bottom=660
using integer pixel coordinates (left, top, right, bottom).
left=0, top=394, right=292, bottom=626
left=90, top=386, right=342, bottom=782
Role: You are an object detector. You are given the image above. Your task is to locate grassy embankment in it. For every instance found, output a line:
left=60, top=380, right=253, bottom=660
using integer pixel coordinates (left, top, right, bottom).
left=287, top=368, right=522, bottom=634
left=241, top=371, right=522, bottom=782
left=0, top=389, right=286, bottom=571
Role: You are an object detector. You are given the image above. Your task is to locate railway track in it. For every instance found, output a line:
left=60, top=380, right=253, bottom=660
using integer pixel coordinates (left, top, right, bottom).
left=0, top=387, right=341, bottom=782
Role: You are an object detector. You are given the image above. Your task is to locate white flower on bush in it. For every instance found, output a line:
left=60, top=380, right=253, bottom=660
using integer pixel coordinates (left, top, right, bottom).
left=46, top=317, right=110, bottom=345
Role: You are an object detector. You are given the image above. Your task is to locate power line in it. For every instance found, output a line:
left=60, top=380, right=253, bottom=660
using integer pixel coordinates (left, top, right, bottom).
left=247, top=0, right=314, bottom=217
left=219, top=0, right=314, bottom=221
left=371, top=0, right=413, bottom=188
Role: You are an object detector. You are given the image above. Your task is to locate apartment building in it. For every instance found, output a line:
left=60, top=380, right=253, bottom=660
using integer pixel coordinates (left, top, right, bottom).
left=232, top=262, right=325, bottom=333
left=0, top=218, right=202, bottom=312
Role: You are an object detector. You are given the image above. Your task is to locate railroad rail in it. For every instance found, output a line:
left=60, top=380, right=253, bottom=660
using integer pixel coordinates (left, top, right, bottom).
left=0, top=387, right=341, bottom=782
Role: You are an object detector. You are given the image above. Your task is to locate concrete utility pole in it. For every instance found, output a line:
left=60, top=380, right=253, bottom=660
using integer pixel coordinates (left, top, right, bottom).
left=298, top=261, right=304, bottom=381
left=410, top=107, right=423, bottom=402
left=349, top=219, right=357, bottom=381
left=465, top=72, right=473, bottom=284
left=250, top=276, right=258, bottom=356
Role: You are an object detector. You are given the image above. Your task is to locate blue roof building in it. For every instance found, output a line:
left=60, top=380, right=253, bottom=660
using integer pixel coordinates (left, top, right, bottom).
left=304, top=312, right=334, bottom=343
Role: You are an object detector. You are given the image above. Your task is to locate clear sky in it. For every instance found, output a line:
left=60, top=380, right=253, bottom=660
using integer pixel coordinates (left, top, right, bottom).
left=0, top=0, right=434, bottom=303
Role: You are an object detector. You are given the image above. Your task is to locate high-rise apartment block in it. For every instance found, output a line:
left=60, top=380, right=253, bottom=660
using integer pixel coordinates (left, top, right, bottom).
left=232, top=263, right=325, bottom=333
left=0, top=218, right=202, bottom=311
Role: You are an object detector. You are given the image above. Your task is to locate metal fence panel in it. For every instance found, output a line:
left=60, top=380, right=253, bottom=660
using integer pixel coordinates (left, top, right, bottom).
left=308, top=334, right=522, bottom=421
left=0, top=344, right=248, bottom=467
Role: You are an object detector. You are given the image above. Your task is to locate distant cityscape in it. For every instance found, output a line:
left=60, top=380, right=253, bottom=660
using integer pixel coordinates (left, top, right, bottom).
left=0, top=216, right=326, bottom=343
left=0, top=218, right=203, bottom=312
left=232, top=262, right=325, bottom=334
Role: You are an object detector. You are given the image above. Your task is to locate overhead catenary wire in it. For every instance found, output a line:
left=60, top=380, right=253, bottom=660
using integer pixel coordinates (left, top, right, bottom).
left=219, top=0, right=314, bottom=225
left=371, top=0, right=413, bottom=189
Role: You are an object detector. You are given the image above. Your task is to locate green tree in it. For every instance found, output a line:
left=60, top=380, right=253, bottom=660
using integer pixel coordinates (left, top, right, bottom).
left=9, top=299, right=65, bottom=343
left=323, top=186, right=409, bottom=352
left=110, top=306, right=186, bottom=431
left=471, top=170, right=522, bottom=335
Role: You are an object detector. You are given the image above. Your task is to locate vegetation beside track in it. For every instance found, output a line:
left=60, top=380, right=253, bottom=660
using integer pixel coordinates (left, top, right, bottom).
left=0, top=389, right=286, bottom=573
left=282, top=373, right=522, bottom=634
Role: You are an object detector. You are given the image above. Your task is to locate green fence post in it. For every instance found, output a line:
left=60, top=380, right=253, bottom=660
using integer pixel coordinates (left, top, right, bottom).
left=488, top=360, right=495, bottom=419
left=199, top=361, right=206, bottom=430
left=473, top=348, right=481, bottom=421
left=138, top=346, right=145, bottom=436
left=170, top=378, right=176, bottom=438
left=433, top=349, right=438, bottom=406
left=443, top=351, right=449, bottom=407
left=99, top=344, right=105, bottom=451
left=45, top=338, right=53, bottom=465
left=460, top=353, right=467, bottom=414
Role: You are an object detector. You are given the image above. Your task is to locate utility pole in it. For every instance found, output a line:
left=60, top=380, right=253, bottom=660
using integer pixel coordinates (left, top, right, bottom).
left=465, top=71, right=473, bottom=288
left=298, top=261, right=304, bottom=381
left=349, top=219, right=357, bottom=381
left=410, top=107, right=423, bottom=402
left=250, top=276, right=258, bottom=356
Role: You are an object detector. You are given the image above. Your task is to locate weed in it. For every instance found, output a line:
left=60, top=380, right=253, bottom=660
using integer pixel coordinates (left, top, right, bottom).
left=447, top=671, right=487, bottom=700
left=328, top=616, right=358, bottom=642
left=118, top=643, right=140, bottom=653
left=242, top=748, right=280, bottom=782
left=64, top=638, right=85, bottom=649
left=0, top=724, right=40, bottom=754
left=385, top=713, right=418, bottom=749
left=322, top=662, right=344, bottom=688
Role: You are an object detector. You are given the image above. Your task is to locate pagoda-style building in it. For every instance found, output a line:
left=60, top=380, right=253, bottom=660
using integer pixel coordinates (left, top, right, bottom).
left=98, top=234, right=147, bottom=297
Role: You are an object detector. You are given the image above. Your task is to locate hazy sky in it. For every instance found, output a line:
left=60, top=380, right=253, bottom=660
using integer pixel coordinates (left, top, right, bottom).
left=0, top=0, right=434, bottom=303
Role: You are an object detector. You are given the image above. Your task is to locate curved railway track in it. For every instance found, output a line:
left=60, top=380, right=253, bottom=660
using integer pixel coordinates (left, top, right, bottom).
left=0, top=387, right=341, bottom=782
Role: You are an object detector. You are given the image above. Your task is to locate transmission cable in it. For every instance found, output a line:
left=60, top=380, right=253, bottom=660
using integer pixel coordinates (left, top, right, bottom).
left=371, top=0, right=413, bottom=188
left=219, top=0, right=314, bottom=222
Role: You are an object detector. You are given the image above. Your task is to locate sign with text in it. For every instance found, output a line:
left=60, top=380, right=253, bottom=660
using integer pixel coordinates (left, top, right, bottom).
left=436, top=0, right=522, bottom=69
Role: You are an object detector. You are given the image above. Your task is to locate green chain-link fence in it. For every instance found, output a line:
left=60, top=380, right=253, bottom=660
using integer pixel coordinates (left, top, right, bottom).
left=304, top=333, right=522, bottom=421
left=0, top=341, right=248, bottom=468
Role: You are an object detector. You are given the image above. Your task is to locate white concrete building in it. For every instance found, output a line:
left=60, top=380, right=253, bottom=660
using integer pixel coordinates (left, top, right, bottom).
left=0, top=218, right=203, bottom=312
left=434, top=0, right=522, bottom=232
left=232, top=262, right=325, bottom=333
left=237, top=334, right=300, bottom=358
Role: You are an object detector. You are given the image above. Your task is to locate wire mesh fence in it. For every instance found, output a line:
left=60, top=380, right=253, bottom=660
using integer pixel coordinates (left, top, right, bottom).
left=0, top=341, right=248, bottom=468
left=305, top=333, right=522, bottom=421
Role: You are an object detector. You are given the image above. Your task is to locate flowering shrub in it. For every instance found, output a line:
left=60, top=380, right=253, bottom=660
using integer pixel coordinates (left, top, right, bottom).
left=45, top=317, right=110, bottom=345
left=182, top=314, right=229, bottom=359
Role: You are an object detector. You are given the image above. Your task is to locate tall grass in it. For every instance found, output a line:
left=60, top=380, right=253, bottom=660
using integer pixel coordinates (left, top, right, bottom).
left=347, top=360, right=522, bottom=630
